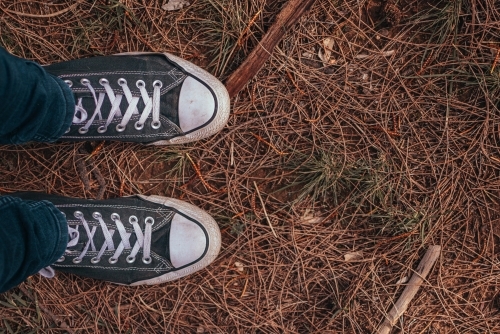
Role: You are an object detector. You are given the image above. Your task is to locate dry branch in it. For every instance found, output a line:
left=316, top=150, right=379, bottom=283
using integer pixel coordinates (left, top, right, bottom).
left=225, top=0, right=317, bottom=98
left=378, top=245, right=441, bottom=334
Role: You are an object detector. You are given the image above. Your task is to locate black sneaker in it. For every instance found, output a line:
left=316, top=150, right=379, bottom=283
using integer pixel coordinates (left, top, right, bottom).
left=17, top=192, right=221, bottom=285
left=45, top=52, right=230, bottom=145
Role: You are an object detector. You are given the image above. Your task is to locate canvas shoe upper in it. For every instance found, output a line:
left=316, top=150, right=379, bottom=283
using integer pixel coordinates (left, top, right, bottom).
left=45, top=52, right=230, bottom=145
left=15, top=192, right=221, bottom=286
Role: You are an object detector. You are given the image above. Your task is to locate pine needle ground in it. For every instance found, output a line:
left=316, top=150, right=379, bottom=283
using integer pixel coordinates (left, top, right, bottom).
left=1, top=0, right=500, bottom=332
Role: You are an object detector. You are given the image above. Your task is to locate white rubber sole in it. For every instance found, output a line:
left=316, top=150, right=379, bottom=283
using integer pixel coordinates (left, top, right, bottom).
left=127, top=194, right=221, bottom=286
left=115, top=52, right=230, bottom=145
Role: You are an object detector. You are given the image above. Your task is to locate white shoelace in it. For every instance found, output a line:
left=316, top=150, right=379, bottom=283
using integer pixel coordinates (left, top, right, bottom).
left=66, top=78, right=163, bottom=134
left=39, top=211, right=154, bottom=278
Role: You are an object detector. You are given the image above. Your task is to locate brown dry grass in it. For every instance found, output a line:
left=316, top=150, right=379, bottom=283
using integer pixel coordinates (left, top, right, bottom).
left=1, top=0, right=500, bottom=333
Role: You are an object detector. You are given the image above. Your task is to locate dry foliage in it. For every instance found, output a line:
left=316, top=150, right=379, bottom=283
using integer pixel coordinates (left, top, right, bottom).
left=1, top=0, right=500, bottom=333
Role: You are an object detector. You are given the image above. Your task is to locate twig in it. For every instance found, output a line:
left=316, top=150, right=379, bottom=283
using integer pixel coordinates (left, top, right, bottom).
left=230, top=141, right=234, bottom=167
left=490, top=155, right=500, bottom=164
left=77, top=147, right=106, bottom=199
left=378, top=245, right=441, bottom=334
left=376, top=230, right=417, bottom=247
left=252, top=133, right=287, bottom=155
left=90, top=161, right=106, bottom=200
left=85, top=142, right=105, bottom=161
left=253, top=181, right=278, bottom=239
left=250, top=192, right=258, bottom=218
left=369, top=125, right=401, bottom=138
left=240, top=278, right=249, bottom=298
left=237, top=9, right=262, bottom=47
left=186, top=153, right=225, bottom=193
left=286, top=70, right=306, bottom=95
left=76, top=149, right=90, bottom=191
left=119, top=179, right=126, bottom=197
left=417, top=50, right=434, bottom=76
left=226, top=0, right=318, bottom=97
left=491, top=48, right=500, bottom=74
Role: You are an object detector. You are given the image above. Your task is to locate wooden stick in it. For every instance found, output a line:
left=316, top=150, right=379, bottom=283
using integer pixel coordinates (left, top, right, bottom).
left=378, top=245, right=441, bottom=334
left=225, top=0, right=318, bottom=98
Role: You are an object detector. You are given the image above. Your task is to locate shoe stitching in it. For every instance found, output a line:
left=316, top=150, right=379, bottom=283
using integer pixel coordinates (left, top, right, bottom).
left=59, top=70, right=186, bottom=95
left=59, top=70, right=183, bottom=76
left=55, top=251, right=172, bottom=271
left=64, top=115, right=182, bottom=139
left=72, top=114, right=180, bottom=132
left=57, top=204, right=174, bottom=210
left=62, top=133, right=178, bottom=139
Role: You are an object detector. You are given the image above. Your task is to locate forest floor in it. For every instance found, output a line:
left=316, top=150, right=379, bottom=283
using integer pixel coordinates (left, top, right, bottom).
left=1, top=0, right=500, bottom=333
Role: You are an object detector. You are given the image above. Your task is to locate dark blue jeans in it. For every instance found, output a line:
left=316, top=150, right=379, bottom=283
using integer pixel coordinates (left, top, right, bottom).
left=0, top=47, right=74, bottom=292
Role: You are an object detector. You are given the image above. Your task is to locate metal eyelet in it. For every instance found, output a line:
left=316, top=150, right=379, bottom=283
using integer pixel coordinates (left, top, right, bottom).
left=116, top=124, right=126, bottom=132
left=97, top=125, right=107, bottom=133
left=64, top=127, right=71, bottom=134
left=126, top=255, right=136, bottom=263
left=93, top=212, right=102, bottom=219
left=91, top=257, right=100, bottom=264
left=151, top=120, right=161, bottom=130
left=80, top=78, right=90, bottom=85
left=118, top=78, right=127, bottom=85
left=64, top=80, right=73, bottom=87
left=74, top=211, right=84, bottom=218
left=145, top=217, right=155, bottom=226
left=134, top=121, right=144, bottom=130
left=78, top=127, right=89, bottom=134
left=129, top=215, right=138, bottom=224
left=99, top=78, right=109, bottom=85
left=142, top=257, right=152, bottom=264
left=73, top=258, right=82, bottom=264
left=56, top=256, right=65, bottom=263
left=153, top=80, right=163, bottom=88
left=109, top=257, right=118, bottom=264
left=136, top=80, right=145, bottom=88
left=111, top=213, right=120, bottom=220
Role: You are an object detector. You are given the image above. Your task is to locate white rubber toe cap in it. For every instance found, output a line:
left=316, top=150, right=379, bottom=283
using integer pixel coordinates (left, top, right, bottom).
left=169, top=212, right=207, bottom=268
left=178, top=77, right=215, bottom=133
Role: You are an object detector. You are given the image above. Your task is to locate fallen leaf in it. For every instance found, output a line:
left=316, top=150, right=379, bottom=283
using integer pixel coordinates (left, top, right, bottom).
left=300, top=210, right=324, bottom=224
left=344, top=251, right=363, bottom=262
left=302, top=52, right=314, bottom=59
left=354, top=50, right=396, bottom=59
left=381, top=50, right=396, bottom=57
left=318, top=37, right=334, bottom=65
left=234, top=261, right=244, bottom=272
left=396, top=276, right=409, bottom=285
left=162, top=0, right=190, bottom=11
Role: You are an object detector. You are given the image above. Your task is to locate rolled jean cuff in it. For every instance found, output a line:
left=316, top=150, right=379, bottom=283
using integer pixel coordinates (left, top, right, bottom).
left=0, top=197, right=69, bottom=292
left=31, top=74, right=75, bottom=143
left=28, top=200, right=68, bottom=266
